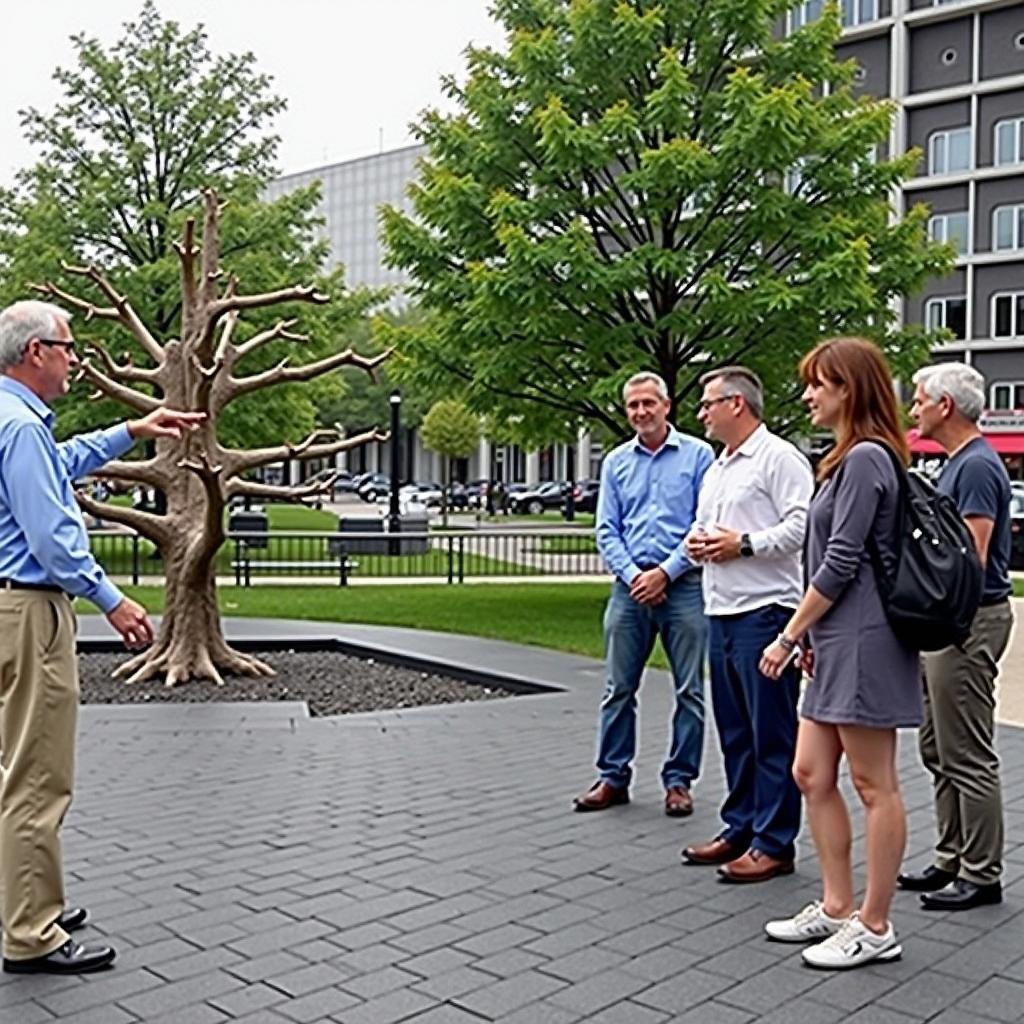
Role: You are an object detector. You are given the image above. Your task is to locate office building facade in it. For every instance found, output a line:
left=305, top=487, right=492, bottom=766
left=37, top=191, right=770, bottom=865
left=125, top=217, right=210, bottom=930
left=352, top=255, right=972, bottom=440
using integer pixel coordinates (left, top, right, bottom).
left=825, top=0, right=1024, bottom=465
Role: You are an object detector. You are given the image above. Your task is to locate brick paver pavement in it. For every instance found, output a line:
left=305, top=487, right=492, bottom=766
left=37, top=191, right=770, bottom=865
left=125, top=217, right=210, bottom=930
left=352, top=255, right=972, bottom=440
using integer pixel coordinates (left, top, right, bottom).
left=2, top=615, right=1022, bottom=1023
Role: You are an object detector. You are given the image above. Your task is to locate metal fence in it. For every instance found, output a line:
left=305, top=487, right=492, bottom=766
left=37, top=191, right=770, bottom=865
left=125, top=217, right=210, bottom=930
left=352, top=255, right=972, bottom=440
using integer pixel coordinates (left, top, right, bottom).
left=87, top=528, right=606, bottom=586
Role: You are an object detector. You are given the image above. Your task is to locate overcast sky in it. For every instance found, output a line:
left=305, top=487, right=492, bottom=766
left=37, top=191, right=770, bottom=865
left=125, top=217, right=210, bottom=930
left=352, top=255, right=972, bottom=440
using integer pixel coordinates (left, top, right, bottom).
left=2, top=0, right=506, bottom=187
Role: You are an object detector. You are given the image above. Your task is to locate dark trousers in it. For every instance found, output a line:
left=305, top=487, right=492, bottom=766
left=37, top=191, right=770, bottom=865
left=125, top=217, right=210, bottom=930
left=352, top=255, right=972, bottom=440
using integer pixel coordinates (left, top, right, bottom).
left=709, top=604, right=801, bottom=860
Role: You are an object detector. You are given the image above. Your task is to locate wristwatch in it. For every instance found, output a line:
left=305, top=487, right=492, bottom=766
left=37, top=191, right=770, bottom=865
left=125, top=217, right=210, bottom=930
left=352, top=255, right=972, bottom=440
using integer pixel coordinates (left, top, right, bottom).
left=740, top=533, right=754, bottom=558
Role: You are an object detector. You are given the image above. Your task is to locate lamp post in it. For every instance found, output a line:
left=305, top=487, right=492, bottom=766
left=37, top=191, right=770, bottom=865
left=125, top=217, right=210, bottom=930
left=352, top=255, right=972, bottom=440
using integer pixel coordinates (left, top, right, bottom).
left=388, top=390, right=402, bottom=554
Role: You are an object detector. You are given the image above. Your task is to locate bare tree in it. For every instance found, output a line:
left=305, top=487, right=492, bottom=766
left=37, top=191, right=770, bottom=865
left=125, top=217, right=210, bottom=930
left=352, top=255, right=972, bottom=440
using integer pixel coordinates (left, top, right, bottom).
left=32, top=189, right=388, bottom=687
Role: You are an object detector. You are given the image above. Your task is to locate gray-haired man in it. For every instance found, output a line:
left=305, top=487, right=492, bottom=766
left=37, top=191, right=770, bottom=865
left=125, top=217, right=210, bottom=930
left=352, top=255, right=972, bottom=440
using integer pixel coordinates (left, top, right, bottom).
left=900, top=362, right=1014, bottom=910
left=0, top=300, right=203, bottom=972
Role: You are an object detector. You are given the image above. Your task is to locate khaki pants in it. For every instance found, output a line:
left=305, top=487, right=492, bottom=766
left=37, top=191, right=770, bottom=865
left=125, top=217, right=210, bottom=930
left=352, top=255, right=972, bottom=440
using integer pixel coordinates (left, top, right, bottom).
left=920, top=600, right=1014, bottom=886
left=0, top=589, right=77, bottom=960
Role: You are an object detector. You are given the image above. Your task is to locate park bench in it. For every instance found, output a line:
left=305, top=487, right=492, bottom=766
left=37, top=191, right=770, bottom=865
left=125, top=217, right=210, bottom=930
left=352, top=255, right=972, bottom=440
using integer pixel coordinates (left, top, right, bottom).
left=231, top=553, right=359, bottom=587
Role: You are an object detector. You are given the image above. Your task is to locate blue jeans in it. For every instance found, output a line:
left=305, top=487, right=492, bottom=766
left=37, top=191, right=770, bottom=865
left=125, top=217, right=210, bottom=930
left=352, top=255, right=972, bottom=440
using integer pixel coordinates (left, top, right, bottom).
left=596, top=575, right=706, bottom=790
left=709, top=605, right=801, bottom=860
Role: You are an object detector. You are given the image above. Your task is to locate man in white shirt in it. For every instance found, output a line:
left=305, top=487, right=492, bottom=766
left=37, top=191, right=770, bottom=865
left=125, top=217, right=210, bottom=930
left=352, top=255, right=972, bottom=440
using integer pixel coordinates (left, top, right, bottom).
left=683, top=367, right=813, bottom=883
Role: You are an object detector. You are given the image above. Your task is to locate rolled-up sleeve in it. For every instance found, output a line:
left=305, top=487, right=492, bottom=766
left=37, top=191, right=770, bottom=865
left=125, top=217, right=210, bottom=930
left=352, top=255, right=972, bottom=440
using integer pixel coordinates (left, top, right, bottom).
left=810, top=447, right=884, bottom=601
left=6, top=422, right=124, bottom=612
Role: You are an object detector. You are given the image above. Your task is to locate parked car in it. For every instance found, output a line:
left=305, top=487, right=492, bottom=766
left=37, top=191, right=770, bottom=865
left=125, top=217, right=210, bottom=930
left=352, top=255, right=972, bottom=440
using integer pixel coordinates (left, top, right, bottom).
left=304, top=467, right=356, bottom=501
left=357, top=473, right=391, bottom=502
left=1011, top=494, right=1024, bottom=570
left=508, top=480, right=571, bottom=515
left=571, top=478, right=601, bottom=514
left=400, top=481, right=471, bottom=510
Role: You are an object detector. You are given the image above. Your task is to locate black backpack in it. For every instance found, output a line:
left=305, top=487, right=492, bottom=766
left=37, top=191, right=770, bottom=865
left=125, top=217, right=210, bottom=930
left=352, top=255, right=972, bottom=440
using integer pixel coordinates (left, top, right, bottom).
left=846, top=441, right=983, bottom=652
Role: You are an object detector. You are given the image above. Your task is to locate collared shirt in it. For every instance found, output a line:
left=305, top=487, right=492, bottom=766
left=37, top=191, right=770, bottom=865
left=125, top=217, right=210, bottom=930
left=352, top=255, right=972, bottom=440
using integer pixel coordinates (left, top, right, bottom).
left=694, top=423, right=813, bottom=616
left=596, top=425, right=714, bottom=585
left=0, top=376, right=134, bottom=612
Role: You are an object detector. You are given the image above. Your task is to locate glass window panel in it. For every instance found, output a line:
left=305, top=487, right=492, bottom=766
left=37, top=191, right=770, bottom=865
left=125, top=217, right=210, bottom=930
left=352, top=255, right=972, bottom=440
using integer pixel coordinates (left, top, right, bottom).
left=993, top=385, right=1011, bottom=409
left=1019, top=207, right=1024, bottom=248
left=1017, top=295, right=1024, bottom=334
left=995, top=208, right=1015, bottom=250
left=995, top=295, right=1013, bottom=336
left=1015, top=385, right=1024, bottom=409
left=927, top=300, right=942, bottom=330
left=841, top=0, right=854, bottom=25
left=947, top=298, right=966, bottom=339
left=996, top=122, right=1016, bottom=165
left=930, top=134, right=945, bottom=174
left=948, top=129, right=971, bottom=171
left=947, top=213, right=969, bottom=254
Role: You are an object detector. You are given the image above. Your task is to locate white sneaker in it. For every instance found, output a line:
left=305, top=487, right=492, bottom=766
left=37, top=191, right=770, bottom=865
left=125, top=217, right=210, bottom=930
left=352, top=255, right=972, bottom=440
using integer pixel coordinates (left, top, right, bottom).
left=764, top=900, right=847, bottom=943
left=801, top=913, right=902, bottom=970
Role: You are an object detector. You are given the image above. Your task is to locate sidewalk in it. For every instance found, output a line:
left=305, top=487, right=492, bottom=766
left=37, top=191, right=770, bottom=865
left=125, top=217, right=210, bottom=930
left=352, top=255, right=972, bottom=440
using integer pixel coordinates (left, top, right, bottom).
left=3, top=619, right=1022, bottom=1023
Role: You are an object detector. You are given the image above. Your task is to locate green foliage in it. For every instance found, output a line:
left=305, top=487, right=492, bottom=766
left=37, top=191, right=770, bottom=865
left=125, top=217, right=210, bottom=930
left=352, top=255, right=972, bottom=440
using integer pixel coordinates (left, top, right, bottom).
left=0, top=1, right=384, bottom=445
left=382, top=0, right=953, bottom=437
left=419, top=399, right=482, bottom=459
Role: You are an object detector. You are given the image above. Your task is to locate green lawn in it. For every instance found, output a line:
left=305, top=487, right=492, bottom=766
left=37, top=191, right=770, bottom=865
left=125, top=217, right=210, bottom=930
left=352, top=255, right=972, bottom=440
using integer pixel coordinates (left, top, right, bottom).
left=79, top=582, right=670, bottom=667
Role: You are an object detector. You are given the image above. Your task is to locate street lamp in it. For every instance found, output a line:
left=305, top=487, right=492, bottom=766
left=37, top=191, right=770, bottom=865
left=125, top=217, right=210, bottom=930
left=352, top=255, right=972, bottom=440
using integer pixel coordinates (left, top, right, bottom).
left=388, top=390, right=402, bottom=553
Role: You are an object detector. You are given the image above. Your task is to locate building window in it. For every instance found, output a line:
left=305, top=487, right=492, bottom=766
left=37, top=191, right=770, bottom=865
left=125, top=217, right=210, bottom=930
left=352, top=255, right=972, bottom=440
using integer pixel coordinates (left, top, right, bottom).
left=993, top=292, right=1024, bottom=338
left=993, top=205, right=1024, bottom=252
left=791, top=0, right=878, bottom=29
left=928, top=211, right=970, bottom=255
left=995, top=118, right=1024, bottom=167
left=841, top=0, right=878, bottom=27
left=928, top=128, right=972, bottom=175
left=926, top=296, right=967, bottom=339
left=991, top=382, right=1024, bottom=410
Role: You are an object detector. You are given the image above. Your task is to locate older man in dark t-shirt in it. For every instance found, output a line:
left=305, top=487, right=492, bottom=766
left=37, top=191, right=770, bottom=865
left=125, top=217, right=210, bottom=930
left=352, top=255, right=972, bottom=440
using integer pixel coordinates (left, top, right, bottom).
left=900, top=363, right=1014, bottom=911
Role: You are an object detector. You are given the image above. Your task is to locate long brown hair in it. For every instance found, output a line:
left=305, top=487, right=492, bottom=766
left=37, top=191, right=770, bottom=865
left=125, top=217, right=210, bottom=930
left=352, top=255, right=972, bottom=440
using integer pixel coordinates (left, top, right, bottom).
left=799, top=337, right=910, bottom=480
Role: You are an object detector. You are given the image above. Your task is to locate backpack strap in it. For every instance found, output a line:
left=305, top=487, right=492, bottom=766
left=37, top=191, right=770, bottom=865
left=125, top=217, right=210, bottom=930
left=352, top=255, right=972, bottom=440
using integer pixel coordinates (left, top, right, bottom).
left=835, top=439, right=907, bottom=602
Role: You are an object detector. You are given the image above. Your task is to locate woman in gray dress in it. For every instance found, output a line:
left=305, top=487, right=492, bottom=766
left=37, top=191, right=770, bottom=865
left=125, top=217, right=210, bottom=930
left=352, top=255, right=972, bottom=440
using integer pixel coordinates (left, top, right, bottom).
left=759, top=337, right=921, bottom=971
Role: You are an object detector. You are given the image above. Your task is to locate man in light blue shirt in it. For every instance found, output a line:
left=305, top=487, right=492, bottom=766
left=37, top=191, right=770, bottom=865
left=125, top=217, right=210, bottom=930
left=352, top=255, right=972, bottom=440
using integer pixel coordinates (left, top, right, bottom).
left=574, top=372, right=713, bottom=815
left=0, top=300, right=202, bottom=975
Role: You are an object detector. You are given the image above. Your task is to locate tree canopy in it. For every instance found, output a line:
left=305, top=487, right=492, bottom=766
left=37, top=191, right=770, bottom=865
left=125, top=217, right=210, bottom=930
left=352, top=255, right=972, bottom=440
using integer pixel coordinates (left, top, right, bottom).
left=382, top=0, right=954, bottom=438
left=0, top=1, right=384, bottom=447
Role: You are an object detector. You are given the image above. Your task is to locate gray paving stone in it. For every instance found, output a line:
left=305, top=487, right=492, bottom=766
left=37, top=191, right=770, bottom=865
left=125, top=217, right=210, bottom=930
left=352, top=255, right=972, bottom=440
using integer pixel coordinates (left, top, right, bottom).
left=330, top=986, right=437, bottom=1024
left=453, top=969, right=567, bottom=1018
left=51, top=1007, right=138, bottom=1024
left=56, top=624, right=1024, bottom=1024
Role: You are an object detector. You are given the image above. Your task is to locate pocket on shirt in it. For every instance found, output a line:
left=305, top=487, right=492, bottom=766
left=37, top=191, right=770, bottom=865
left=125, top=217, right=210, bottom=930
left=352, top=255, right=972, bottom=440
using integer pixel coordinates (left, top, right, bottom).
left=662, top=473, right=695, bottom=507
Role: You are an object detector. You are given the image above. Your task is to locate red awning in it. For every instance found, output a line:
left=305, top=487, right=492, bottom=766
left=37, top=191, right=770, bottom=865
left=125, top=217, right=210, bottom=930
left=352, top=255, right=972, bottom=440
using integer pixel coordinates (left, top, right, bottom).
left=907, top=428, right=1024, bottom=457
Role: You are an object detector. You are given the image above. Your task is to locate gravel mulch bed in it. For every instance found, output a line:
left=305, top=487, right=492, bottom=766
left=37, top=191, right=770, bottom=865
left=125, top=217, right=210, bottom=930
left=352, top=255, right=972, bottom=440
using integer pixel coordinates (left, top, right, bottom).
left=79, top=650, right=514, bottom=717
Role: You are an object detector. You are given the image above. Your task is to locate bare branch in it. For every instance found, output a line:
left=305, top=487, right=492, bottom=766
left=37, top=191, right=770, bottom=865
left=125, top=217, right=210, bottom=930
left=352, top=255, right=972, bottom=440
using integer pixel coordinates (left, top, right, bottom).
left=178, top=448, right=227, bottom=554
left=226, top=474, right=337, bottom=503
left=233, top=318, right=307, bottom=361
left=200, top=189, right=225, bottom=306
left=60, top=262, right=164, bottom=362
left=228, top=427, right=388, bottom=475
left=226, top=346, right=393, bottom=403
left=209, top=284, right=329, bottom=322
left=85, top=338, right=161, bottom=384
left=75, top=491, right=169, bottom=547
left=174, top=217, right=199, bottom=313
left=96, top=458, right=164, bottom=487
left=77, top=361, right=161, bottom=413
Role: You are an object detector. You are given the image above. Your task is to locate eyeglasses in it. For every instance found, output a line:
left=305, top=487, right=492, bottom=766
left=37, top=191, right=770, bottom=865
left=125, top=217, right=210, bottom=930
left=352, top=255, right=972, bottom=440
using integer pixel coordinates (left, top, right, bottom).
left=695, top=395, right=737, bottom=414
left=35, top=338, right=77, bottom=354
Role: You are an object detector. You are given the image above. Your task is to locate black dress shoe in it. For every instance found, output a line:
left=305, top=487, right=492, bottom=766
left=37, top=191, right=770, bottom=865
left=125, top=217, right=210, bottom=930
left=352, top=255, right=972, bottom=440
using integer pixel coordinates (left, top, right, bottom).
left=921, top=878, right=1002, bottom=911
left=897, top=865, right=956, bottom=892
left=3, top=938, right=115, bottom=974
left=58, top=907, right=88, bottom=933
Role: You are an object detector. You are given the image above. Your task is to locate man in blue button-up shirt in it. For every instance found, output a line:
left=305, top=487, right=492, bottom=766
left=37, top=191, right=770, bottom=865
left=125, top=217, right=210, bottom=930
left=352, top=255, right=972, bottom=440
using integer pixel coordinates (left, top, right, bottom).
left=0, top=300, right=202, bottom=975
left=573, top=372, right=713, bottom=815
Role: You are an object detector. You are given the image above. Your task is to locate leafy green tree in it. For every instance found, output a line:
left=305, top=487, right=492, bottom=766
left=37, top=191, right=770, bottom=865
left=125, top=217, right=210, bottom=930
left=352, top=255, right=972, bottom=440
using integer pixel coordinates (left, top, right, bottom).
left=382, top=0, right=953, bottom=438
left=419, top=399, right=481, bottom=525
left=0, top=0, right=384, bottom=447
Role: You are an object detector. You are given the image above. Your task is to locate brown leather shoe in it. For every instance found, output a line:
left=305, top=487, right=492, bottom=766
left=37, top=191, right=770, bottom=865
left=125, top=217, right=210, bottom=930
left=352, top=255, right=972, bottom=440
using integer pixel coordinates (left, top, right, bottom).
left=573, top=780, right=629, bottom=812
left=664, top=786, right=693, bottom=817
left=716, top=848, right=794, bottom=884
left=682, top=836, right=746, bottom=866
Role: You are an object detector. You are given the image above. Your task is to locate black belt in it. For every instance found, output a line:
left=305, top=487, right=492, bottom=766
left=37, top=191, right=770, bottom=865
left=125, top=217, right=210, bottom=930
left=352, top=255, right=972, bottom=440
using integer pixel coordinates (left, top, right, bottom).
left=0, top=579, right=64, bottom=594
